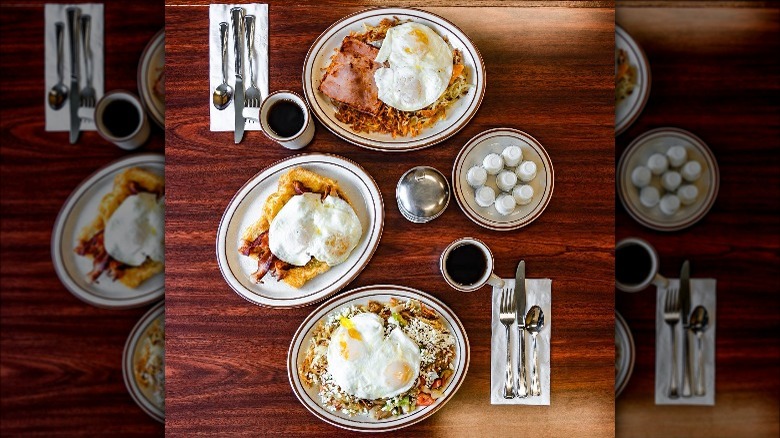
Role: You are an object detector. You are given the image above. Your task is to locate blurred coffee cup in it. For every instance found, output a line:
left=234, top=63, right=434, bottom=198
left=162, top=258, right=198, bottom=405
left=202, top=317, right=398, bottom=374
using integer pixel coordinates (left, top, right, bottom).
left=616, top=237, right=668, bottom=292
left=95, top=90, right=150, bottom=150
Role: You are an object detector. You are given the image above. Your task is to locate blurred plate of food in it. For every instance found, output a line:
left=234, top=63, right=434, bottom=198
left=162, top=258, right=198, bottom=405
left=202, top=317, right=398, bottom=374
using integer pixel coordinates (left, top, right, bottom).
left=618, top=127, right=719, bottom=231
left=138, top=29, right=164, bottom=128
left=216, top=153, right=384, bottom=308
left=303, top=7, right=485, bottom=152
left=615, top=311, right=635, bottom=397
left=615, top=25, right=650, bottom=136
left=123, top=300, right=165, bottom=422
left=288, top=284, right=469, bottom=432
left=453, top=128, right=554, bottom=231
left=51, top=153, right=165, bottom=309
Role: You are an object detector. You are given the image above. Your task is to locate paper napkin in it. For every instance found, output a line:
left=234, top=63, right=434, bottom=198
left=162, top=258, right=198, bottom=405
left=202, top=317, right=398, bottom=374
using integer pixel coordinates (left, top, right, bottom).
left=44, top=3, right=104, bottom=132
left=491, top=278, right=551, bottom=405
left=209, top=3, right=269, bottom=132
left=655, top=279, right=716, bottom=405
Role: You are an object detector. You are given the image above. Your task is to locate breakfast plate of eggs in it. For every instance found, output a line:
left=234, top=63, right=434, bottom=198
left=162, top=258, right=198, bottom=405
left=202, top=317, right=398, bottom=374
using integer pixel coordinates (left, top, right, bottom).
left=216, top=153, right=384, bottom=308
left=303, top=7, right=486, bottom=152
left=51, top=153, right=165, bottom=309
left=618, top=127, right=719, bottom=231
left=123, top=300, right=165, bottom=422
left=453, top=128, right=554, bottom=231
left=288, top=284, right=469, bottom=432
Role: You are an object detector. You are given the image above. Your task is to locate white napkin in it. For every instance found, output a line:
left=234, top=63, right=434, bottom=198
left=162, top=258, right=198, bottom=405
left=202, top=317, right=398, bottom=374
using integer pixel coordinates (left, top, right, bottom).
left=491, top=278, right=551, bottom=405
left=209, top=4, right=269, bottom=132
left=44, top=3, right=104, bottom=132
left=655, top=279, right=716, bottom=405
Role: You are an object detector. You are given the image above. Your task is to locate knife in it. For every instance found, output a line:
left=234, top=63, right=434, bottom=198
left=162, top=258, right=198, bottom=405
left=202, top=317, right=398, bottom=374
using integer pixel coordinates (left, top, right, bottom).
left=515, top=260, right=528, bottom=398
left=680, top=260, right=693, bottom=397
left=66, top=7, right=81, bottom=144
left=231, top=7, right=245, bottom=144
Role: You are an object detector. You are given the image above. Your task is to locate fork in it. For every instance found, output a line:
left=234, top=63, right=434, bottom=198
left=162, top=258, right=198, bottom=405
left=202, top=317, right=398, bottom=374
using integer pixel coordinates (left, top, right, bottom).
left=663, top=286, right=681, bottom=399
left=244, top=15, right=261, bottom=111
left=499, top=287, right=516, bottom=399
left=79, top=15, right=96, bottom=108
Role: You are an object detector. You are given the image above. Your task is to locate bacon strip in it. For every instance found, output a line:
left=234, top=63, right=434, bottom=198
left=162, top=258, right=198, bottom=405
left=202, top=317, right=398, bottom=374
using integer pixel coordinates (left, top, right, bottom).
left=293, top=181, right=311, bottom=195
left=75, top=231, right=127, bottom=283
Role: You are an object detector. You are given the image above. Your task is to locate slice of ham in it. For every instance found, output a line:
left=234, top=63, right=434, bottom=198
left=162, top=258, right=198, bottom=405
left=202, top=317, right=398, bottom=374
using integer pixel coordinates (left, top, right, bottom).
left=319, top=37, right=383, bottom=115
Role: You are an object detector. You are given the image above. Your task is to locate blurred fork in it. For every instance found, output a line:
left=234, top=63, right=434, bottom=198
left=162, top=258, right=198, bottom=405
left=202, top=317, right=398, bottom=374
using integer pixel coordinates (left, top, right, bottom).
left=499, top=286, right=516, bottom=399
left=244, top=15, right=261, bottom=110
left=663, top=286, right=681, bottom=399
left=79, top=15, right=96, bottom=109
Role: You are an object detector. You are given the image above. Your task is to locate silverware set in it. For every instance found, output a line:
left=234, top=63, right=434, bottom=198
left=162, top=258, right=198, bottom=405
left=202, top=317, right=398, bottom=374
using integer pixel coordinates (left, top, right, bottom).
left=664, top=260, right=709, bottom=398
left=500, top=260, right=545, bottom=398
left=49, top=7, right=95, bottom=143
left=212, top=7, right=261, bottom=144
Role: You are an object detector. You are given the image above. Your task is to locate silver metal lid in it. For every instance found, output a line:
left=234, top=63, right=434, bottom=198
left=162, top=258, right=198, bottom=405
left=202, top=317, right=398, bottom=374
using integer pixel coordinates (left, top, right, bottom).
left=396, top=166, right=450, bottom=223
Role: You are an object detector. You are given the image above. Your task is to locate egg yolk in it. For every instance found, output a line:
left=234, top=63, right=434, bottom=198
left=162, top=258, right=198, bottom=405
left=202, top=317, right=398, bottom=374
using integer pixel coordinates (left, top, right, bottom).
left=339, top=317, right=363, bottom=341
left=384, top=361, right=414, bottom=388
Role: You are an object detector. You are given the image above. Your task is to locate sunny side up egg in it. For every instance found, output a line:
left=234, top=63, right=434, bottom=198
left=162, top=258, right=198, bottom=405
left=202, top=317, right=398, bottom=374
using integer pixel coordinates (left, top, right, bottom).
left=268, top=192, right=362, bottom=267
left=104, top=192, right=165, bottom=266
left=374, top=22, right=454, bottom=112
left=327, top=312, right=422, bottom=400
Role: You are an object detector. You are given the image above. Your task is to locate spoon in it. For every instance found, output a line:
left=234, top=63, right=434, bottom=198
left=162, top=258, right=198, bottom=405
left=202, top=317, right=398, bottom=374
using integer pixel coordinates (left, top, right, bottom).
left=48, top=22, right=68, bottom=110
left=213, top=22, right=233, bottom=110
left=690, top=305, right=709, bottom=396
left=524, top=305, right=545, bottom=396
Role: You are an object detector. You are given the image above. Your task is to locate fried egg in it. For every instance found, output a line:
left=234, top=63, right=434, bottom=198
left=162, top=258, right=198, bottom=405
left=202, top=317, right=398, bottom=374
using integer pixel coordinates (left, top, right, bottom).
left=327, top=312, right=421, bottom=400
left=268, top=192, right=362, bottom=267
left=104, top=192, right=164, bottom=266
left=374, top=22, right=453, bottom=112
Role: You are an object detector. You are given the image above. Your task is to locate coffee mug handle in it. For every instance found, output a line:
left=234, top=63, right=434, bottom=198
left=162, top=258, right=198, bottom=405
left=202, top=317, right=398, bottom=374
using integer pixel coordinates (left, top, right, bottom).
left=487, top=273, right=505, bottom=289
left=652, top=273, right=669, bottom=288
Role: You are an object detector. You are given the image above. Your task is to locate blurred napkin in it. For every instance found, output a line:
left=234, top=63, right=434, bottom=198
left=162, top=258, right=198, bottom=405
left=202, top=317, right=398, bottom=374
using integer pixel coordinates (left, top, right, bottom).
left=44, top=3, right=104, bottom=132
left=655, top=279, right=716, bottom=405
left=491, top=278, right=551, bottom=405
left=209, top=4, right=268, bottom=132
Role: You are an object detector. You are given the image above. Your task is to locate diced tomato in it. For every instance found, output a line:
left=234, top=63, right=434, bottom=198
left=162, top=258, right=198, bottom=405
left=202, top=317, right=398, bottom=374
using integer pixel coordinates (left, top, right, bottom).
left=417, top=393, right=434, bottom=406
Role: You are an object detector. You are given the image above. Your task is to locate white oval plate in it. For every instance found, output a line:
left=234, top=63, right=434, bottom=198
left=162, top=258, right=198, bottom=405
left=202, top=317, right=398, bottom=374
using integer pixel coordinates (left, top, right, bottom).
left=615, top=311, right=635, bottom=397
left=288, top=284, right=469, bottom=432
left=453, top=128, right=554, bottom=231
left=615, top=25, right=650, bottom=136
left=617, top=127, right=719, bottom=231
left=303, top=7, right=485, bottom=152
left=51, top=153, right=165, bottom=309
left=216, top=154, right=384, bottom=308
left=138, top=29, right=165, bottom=129
left=123, top=301, right=165, bottom=423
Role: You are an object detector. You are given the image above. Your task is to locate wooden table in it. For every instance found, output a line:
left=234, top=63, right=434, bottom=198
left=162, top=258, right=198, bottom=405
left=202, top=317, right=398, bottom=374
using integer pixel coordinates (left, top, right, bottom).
left=0, top=1, right=165, bottom=435
left=615, top=4, right=780, bottom=438
left=166, top=2, right=615, bottom=436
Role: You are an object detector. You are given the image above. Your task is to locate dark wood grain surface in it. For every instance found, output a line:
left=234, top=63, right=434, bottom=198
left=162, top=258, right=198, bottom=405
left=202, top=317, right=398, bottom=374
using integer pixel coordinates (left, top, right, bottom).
left=0, top=1, right=165, bottom=436
left=615, top=6, right=780, bottom=438
left=166, top=3, right=615, bottom=437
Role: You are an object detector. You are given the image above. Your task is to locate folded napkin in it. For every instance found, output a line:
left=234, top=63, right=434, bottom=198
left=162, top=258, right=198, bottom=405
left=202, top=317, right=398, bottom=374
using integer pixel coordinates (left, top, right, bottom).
left=491, top=278, right=551, bottom=405
left=209, top=4, right=269, bottom=132
left=655, top=279, right=716, bottom=405
left=45, top=3, right=104, bottom=132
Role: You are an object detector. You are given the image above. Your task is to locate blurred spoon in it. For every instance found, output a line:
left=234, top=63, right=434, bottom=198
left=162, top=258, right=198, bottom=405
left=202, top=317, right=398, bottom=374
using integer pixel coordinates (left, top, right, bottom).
left=48, top=22, right=68, bottom=110
left=690, top=305, right=709, bottom=396
left=525, top=305, right=545, bottom=396
left=213, top=22, right=233, bottom=110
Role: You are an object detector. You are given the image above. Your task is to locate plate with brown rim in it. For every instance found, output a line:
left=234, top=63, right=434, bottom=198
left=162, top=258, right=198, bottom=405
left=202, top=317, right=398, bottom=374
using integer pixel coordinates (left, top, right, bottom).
left=302, top=7, right=485, bottom=152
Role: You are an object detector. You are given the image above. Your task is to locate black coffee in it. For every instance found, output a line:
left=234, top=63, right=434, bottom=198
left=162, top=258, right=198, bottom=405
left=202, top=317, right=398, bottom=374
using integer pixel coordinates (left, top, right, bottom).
left=102, top=99, right=140, bottom=138
left=445, top=244, right=487, bottom=286
left=268, top=100, right=304, bottom=138
left=616, top=243, right=653, bottom=286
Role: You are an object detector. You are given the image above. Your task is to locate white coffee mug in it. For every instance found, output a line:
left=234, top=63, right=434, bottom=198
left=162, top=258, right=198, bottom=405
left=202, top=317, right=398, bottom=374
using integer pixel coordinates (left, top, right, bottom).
left=440, top=237, right=505, bottom=292
left=259, top=90, right=314, bottom=150
left=616, top=237, right=669, bottom=292
left=94, top=90, right=150, bottom=150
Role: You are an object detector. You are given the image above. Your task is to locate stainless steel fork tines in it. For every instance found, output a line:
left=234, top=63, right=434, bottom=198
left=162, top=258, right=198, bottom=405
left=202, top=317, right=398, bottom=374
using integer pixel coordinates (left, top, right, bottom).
left=243, top=15, right=261, bottom=108
left=663, top=287, right=681, bottom=399
left=499, top=287, right=516, bottom=399
left=79, top=15, right=96, bottom=108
